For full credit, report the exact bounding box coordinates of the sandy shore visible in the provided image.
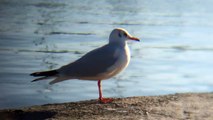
[0,93,212,120]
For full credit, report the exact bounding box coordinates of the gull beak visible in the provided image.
[128,36,140,42]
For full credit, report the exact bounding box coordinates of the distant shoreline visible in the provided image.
[0,92,212,120]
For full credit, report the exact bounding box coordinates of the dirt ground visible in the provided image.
[0,93,213,120]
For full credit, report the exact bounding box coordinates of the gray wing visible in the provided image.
[58,44,119,77]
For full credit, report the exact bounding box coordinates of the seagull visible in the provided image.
[30,28,140,103]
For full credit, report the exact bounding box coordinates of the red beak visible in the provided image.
[128,36,140,41]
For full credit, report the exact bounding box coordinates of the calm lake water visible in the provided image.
[0,0,213,109]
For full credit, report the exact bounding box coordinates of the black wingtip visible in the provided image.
[31,80,36,82]
[30,70,58,77]
[30,72,40,77]
[30,73,35,76]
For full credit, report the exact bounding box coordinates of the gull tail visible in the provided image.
[30,70,58,82]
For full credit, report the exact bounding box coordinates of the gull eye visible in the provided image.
[124,32,127,37]
[118,32,122,38]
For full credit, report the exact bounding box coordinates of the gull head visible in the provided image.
[109,28,140,44]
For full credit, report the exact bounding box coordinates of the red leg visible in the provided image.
[97,80,113,103]
[98,80,103,100]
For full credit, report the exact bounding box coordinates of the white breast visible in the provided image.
[99,44,131,80]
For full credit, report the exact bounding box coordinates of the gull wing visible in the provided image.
[59,44,119,78]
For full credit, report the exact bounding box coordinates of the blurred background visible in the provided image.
[0,0,213,109]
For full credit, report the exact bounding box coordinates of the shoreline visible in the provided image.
[0,92,212,120]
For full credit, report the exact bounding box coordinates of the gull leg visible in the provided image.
[98,80,103,100]
[98,80,113,103]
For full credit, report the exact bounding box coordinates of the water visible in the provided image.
[0,0,213,109]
